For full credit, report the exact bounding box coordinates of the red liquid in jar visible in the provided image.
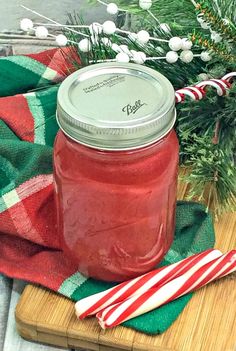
[54,129,179,282]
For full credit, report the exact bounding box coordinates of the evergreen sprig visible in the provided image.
[89,0,196,26]
[195,0,236,41]
[177,85,236,216]
[190,31,235,63]
[180,134,236,217]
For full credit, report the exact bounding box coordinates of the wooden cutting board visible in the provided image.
[15,179,236,351]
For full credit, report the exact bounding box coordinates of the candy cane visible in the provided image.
[97,250,236,329]
[222,72,236,82]
[75,249,222,319]
[175,91,185,103]
[175,86,205,102]
[196,79,230,96]
[175,71,236,103]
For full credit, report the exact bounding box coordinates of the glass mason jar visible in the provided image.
[54,63,179,282]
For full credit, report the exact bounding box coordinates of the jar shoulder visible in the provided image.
[54,130,178,160]
[53,130,179,184]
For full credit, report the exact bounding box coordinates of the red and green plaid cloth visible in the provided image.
[0,49,215,334]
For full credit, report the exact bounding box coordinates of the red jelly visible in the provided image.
[54,63,179,282]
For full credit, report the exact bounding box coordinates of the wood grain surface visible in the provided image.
[15,177,236,351]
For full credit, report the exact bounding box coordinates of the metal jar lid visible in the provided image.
[57,62,176,150]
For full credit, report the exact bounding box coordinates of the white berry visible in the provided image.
[107,3,119,15]
[200,21,210,29]
[78,38,91,52]
[180,50,194,63]
[35,26,48,39]
[102,20,116,35]
[200,51,212,62]
[211,32,222,43]
[159,23,171,34]
[116,52,130,63]
[214,34,222,43]
[166,51,178,63]
[132,51,146,64]
[197,14,204,24]
[197,73,209,81]
[137,30,150,44]
[130,50,137,55]
[168,37,182,51]
[139,0,152,10]
[20,18,33,31]
[222,18,230,25]
[181,38,193,50]
[56,34,68,46]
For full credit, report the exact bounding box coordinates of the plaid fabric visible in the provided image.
[0,48,78,291]
[0,49,215,334]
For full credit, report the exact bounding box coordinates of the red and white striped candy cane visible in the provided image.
[97,250,236,329]
[222,72,236,82]
[175,71,236,103]
[196,78,231,96]
[75,249,222,319]
[175,86,205,103]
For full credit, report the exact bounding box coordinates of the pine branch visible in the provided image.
[89,0,196,26]
[190,31,235,64]
[180,134,236,217]
[177,86,236,155]
[195,0,236,41]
